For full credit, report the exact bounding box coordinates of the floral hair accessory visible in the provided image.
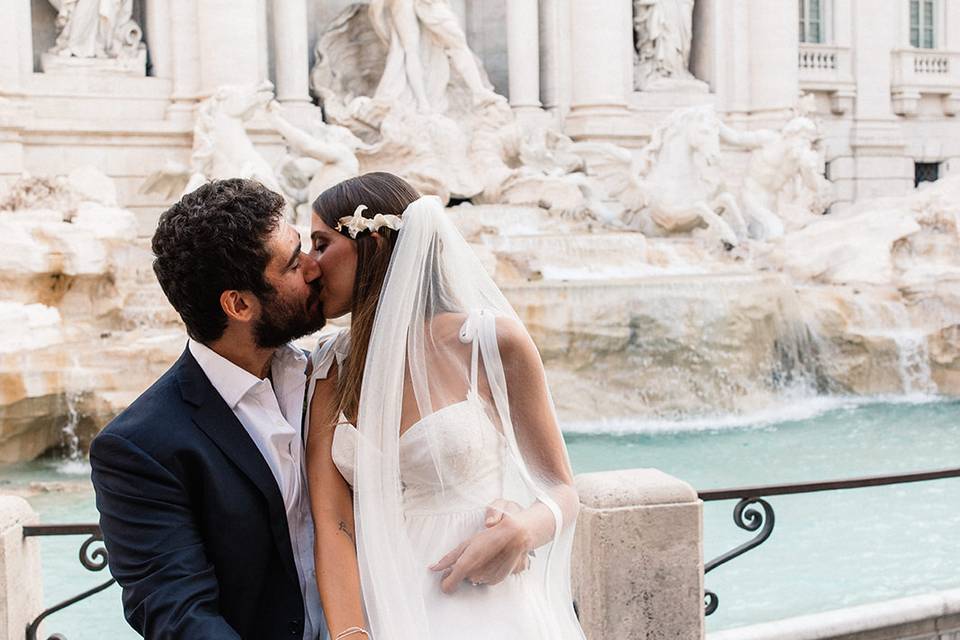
[336,205,403,239]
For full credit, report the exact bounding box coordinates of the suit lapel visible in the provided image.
[176,348,299,584]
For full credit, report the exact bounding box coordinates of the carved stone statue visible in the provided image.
[44,0,146,74]
[141,83,283,206]
[576,105,748,249]
[267,100,364,222]
[719,116,831,239]
[573,106,831,246]
[633,0,696,90]
[368,0,501,112]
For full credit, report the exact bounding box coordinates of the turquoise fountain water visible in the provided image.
[3,395,957,637]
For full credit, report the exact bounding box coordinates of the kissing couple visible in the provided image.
[90,173,587,639]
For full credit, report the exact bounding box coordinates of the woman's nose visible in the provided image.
[301,252,321,283]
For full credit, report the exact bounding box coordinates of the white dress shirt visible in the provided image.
[189,339,323,640]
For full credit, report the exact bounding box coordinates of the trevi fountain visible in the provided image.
[0,0,958,639]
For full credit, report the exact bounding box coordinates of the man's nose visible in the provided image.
[301,252,321,284]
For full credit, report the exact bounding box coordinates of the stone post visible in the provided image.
[271,0,312,111]
[0,496,42,640]
[506,0,542,112]
[572,469,703,640]
[564,0,634,142]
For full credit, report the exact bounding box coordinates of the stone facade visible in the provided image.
[4,1,960,232]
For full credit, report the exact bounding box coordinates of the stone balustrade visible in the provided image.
[890,48,960,116]
[798,43,856,115]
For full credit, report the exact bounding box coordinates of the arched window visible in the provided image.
[910,0,936,48]
[799,0,824,44]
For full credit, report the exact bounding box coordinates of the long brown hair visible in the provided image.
[312,172,420,420]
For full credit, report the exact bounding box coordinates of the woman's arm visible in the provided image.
[306,366,367,637]
[497,316,579,540]
[431,317,579,593]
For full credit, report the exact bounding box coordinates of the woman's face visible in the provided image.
[309,217,358,319]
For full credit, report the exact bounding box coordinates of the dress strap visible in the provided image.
[470,331,480,396]
[458,309,484,398]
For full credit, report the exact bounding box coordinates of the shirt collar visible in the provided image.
[188,339,306,409]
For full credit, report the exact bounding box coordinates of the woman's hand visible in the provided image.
[429,499,533,594]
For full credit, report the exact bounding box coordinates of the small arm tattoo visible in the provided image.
[338,520,354,543]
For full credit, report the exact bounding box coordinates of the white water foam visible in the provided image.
[562,393,944,435]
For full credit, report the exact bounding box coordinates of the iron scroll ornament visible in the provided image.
[702,497,776,616]
[22,524,116,640]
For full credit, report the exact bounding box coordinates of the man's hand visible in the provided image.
[429,499,533,594]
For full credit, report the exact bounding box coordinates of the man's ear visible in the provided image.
[220,290,257,322]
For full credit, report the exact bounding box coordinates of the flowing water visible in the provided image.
[2,395,957,637]
[567,394,960,631]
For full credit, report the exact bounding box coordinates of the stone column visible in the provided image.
[0,0,31,97]
[196,0,267,93]
[539,0,570,115]
[0,0,30,180]
[572,468,703,640]
[271,0,312,109]
[0,496,42,640]
[145,0,174,80]
[506,0,542,112]
[564,0,634,142]
[167,0,201,122]
[746,0,799,123]
[847,0,910,200]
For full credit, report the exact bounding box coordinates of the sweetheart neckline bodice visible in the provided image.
[334,397,477,445]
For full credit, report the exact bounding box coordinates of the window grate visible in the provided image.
[915,162,940,186]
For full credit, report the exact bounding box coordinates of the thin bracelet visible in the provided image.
[335,627,369,639]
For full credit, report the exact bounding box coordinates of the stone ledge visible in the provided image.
[707,588,960,640]
[576,468,699,509]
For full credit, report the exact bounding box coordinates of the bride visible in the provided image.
[305,172,585,640]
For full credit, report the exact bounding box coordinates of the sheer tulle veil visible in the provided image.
[353,195,584,639]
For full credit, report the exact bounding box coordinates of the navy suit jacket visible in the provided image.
[90,347,321,639]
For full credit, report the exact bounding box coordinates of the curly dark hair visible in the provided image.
[152,179,286,343]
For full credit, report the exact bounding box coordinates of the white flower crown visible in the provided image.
[336,205,403,239]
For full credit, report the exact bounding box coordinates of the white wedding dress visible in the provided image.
[313,327,558,639]
[309,196,584,640]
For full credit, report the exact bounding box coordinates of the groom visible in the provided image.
[90,179,327,639]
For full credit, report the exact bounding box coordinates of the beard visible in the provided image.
[253,284,326,349]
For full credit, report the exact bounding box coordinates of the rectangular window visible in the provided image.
[799,0,824,44]
[910,0,936,48]
[914,162,940,187]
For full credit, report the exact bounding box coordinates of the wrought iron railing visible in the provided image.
[21,467,960,630]
[22,524,115,640]
[699,466,960,616]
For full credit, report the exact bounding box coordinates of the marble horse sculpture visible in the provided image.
[577,105,748,249]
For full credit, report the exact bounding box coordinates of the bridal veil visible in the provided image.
[353,195,584,639]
